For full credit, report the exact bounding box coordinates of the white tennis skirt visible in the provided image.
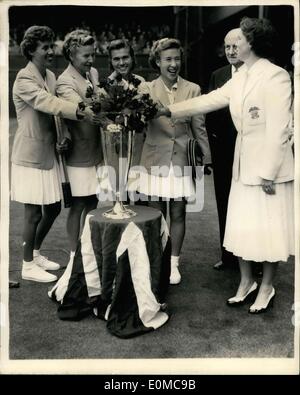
[96,164,195,200]
[11,161,62,205]
[223,178,294,262]
[66,165,99,197]
[130,164,195,199]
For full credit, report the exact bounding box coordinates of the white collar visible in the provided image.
[161,76,180,93]
[231,64,244,75]
[231,65,238,75]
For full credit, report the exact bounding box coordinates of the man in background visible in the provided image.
[205,29,243,271]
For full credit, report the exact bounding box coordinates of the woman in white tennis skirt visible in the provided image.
[164,18,294,313]
[56,30,104,262]
[137,38,211,285]
[11,26,96,283]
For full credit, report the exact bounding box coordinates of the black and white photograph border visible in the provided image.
[0,0,299,375]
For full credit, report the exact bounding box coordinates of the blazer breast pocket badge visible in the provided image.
[248,106,261,119]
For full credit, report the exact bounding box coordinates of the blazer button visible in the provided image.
[174,151,177,155]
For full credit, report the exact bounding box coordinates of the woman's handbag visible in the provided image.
[187,138,204,180]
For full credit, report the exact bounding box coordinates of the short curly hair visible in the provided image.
[108,39,136,71]
[240,17,276,58]
[149,38,184,71]
[62,29,95,61]
[20,26,55,60]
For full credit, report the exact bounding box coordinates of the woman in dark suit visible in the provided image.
[137,38,211,285]
[165,18,294,312]
[11,26,96,283]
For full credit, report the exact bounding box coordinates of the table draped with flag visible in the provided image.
[49,205,171,338]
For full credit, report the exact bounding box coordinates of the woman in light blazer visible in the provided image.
[107,39,145,168]
[107,38,145,84]
[56,30,104,262]
[164,18,294,313]
[137,38,211,285]
[11,26,96,283]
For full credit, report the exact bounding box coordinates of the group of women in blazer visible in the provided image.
[11,26,101,284]
[11,17,294,315]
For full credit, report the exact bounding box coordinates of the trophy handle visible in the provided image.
[100,126,108,167]
[124,129,134,188]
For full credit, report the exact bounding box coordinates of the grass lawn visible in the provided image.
[5,117,296,370]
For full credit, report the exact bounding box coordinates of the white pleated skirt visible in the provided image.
[129,164,195,199]
[96,164,195,200]
[66,165,99,197]
[11,161,62,205]
[223,178,294,262]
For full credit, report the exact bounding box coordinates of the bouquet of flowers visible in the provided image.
[86,73,158,133]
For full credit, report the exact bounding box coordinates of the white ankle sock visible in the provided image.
[33,249,40,257]
[171,256,180,266]
[23,259,34,267]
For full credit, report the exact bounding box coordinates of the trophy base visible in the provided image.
[103,201,137,220]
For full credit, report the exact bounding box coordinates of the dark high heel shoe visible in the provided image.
[226,282,258,307]
[248,288,275,314]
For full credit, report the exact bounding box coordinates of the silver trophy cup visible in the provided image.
[100,120,137,219]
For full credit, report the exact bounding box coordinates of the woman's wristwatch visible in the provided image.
[76,101,86,120]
